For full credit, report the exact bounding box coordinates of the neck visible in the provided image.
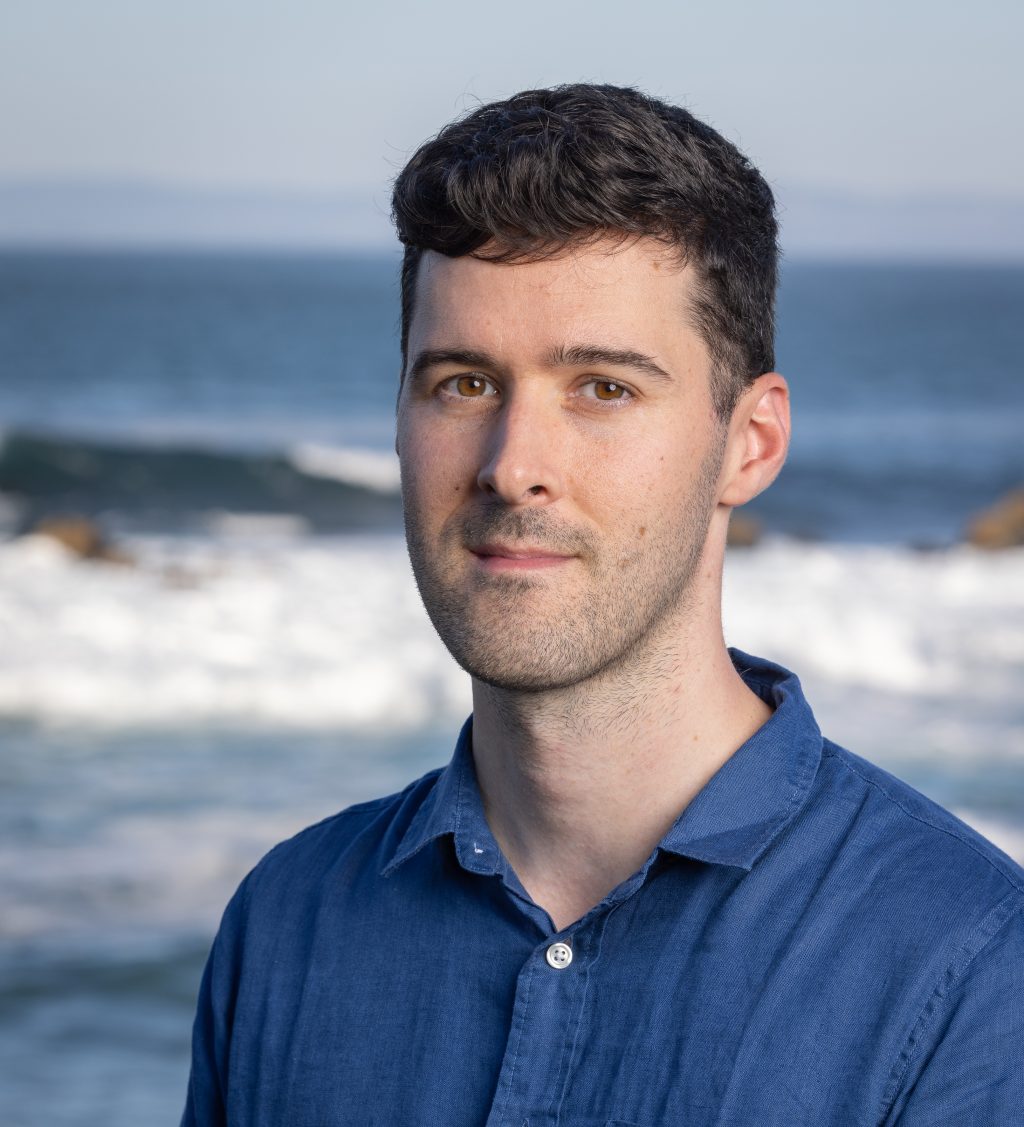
[470,570,771,931]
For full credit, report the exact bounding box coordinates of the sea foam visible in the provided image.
[2,531,1021,951]
[288,442,401,493]
[2,532,1021,753]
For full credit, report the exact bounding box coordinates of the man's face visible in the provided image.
[396,237,728,693]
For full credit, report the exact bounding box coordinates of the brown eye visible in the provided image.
[593,381,626,400]
[455,375,489,397]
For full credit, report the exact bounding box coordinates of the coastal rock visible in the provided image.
[29,516,134,565]
[965,488,1024,549]
[727,514,762,549]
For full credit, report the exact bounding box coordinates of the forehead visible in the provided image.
[408,238,705,364]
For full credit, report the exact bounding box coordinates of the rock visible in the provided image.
[965,488,1024,549]
[727,513,761,548]
[30,515,134,565]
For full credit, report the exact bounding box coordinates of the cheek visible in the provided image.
[398,416,480,507]
[587,443,698,537]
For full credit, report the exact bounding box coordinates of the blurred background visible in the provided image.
[1,2,1022,1123]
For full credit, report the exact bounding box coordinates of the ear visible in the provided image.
[718,373,790,507]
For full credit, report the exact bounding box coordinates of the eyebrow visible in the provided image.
[548,344,674,382]
[405,343,674,385]
[406,349,496,385]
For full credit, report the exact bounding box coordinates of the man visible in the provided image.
[183,85,1024,1125]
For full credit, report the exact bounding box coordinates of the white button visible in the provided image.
[545,941,573,970]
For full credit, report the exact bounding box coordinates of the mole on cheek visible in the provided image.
[638,526,646,538]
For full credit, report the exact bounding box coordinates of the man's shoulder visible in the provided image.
[238,765,445,906]
[816,737,1024,904]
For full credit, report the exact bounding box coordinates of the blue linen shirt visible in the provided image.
[182,651,1024,1126]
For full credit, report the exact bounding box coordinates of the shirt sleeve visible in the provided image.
[885,899,1024,1126]
[180,876,251,1127]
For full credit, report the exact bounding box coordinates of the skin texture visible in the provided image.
[396,237,790,928]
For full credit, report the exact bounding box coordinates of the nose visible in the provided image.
[476,396,566,506]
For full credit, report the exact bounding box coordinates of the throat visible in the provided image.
[469,651,773,931]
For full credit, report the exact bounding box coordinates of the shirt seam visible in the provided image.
[820,744,1024,893]
[878,893,1024,1120]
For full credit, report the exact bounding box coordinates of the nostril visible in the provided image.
[527,485,543,496]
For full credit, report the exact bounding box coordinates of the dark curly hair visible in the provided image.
[392,83,779,418]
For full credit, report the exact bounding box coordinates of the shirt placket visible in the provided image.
[484,922,597,1127]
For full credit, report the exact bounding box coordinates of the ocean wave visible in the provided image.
[3,425,1020,546]
[288,442,400,492]
[0,532,1021,753]
[723,540,1024,701]
[0,532,1021,956]
[0,428,402,533]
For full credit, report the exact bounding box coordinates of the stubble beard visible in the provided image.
[403,435,726,695]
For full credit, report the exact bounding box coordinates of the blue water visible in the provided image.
[0,252,402,447]
[1,252,1022,1127]
[2,253,1022,544]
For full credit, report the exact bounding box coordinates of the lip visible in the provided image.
[469,542,576,573]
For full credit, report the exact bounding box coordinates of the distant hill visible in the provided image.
[0,180,394,250]
[777,186,1024,262]
[1,178,1022,261]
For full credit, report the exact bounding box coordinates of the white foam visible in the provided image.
[724,540,1024,700]
[2,532,1020,952]
[0,534,1021,754]
[288,442,400,493]
[202,511,311,538]
[0,530,468,729]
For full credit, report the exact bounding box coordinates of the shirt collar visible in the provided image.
[382,716,505,878]
[383,649,823,878]
[657,649,823,870]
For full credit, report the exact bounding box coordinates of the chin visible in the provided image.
[460,659,582,695]
[440,617,633,695]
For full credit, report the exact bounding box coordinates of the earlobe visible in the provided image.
[718,374,790,508]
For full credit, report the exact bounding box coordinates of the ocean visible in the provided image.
[1,252,1022,1126]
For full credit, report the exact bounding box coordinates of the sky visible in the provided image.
[2,0,1022,252]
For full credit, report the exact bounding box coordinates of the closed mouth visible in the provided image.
[468,542,577,571]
